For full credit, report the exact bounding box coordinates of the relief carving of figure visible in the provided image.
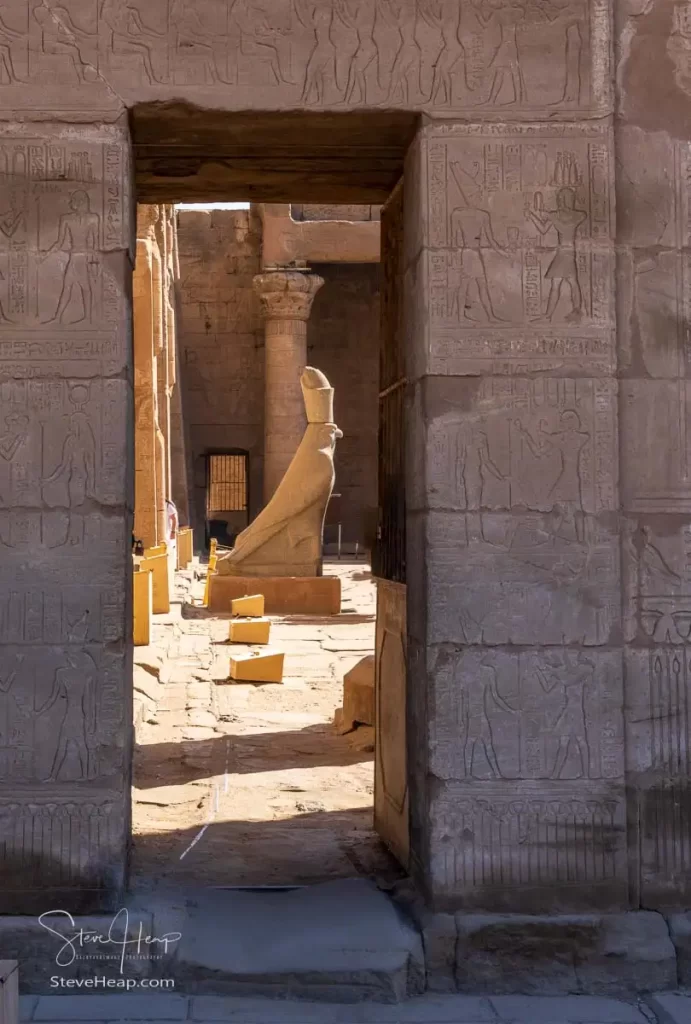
[232,0,291,85]
[35,651,97,782]
[99,0,166,85]
[0,4,25,83]
[216,367,342,578]
[418,0,464,105]
[40,189,99,324]
[43,387,96,508]
[0,653,24,747]
[513,410,589,535]
[293,0,336,104]
[526,186,587,323]
[334,0,377,104]
[170,0,232,84]
[668,2,691,98]
[462,656,515,779]
[449,160,507,323]
[379,0,423,105]
[453,425,505,510]
[536,652,594,779]
[33,0,98,83]
[474,0,527,106]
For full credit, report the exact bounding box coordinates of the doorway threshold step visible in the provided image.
[168,879,424,1002]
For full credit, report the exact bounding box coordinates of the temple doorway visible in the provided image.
[128,108,411,892]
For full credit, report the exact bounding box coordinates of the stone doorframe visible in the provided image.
[0,0,689,916]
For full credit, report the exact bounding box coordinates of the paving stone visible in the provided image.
[32,994,188,1020]
[645,993,691,1024]
[489,996,649,1022]
[191,992,498,1021]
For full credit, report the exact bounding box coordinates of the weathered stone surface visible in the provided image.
[0,1,611,120]
[666,913,691,988]
[334,654,374,732]
[0,122,133,914]
[454,912,676,996]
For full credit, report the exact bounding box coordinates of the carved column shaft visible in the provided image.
[253,270,324,503]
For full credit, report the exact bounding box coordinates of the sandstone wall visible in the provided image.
[177,213,380,545]
[307,263,380,547]
[176,209,264,540]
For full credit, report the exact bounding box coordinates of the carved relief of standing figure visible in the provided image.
[379,0,423,105]
[449,161,506,323]
[476,0,527,106]
[537,652,594,779]
[462,656,515,778]
[43,387,96,508]
[0,4,25,83]
[334,0,378,104]
[40,189,99,324]
[36,651,97,782]
[418,0,464,105]
[513,410,589,540]
[293,0,336,105]
[526,186,587,323]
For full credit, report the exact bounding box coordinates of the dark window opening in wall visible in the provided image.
[205,450,249,548]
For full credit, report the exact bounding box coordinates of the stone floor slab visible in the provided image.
[31,993,188,1020]
[488,995,649,1022]
[645,992,691,1024]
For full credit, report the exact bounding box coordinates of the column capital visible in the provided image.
[253,269,324,321]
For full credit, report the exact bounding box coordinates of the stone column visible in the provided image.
[133,236,158,548]
[0,123,133,912]
[253,269,324,503]
[404,113,621,912]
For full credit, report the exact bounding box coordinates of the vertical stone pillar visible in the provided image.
[0,123,133,912]
[404,111,622,911]
[253,269,324,503]
[616,0,691,909]
[133,236,158,548]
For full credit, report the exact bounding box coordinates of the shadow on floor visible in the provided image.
[134,723,374,788]
[131,805,406,890]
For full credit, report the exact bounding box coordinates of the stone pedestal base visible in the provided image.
[414,908,677,997]
[208,575,341,615]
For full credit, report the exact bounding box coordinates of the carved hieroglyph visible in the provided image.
[217,366,341,577]
[0,0,610,117]
[0,123,131,912]
[421,121,614,377]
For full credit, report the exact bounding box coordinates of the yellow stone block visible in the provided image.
[133,568,152,646]
[229,617,271,645]
[178,528,193,567]
[231,594,265,617]
[140,549,169,614]
[203,565,217,608]
[144,543,166,558]
[209,538,218,556]
[229,649,284,683]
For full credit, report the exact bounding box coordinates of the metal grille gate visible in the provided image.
[206,452,248,518]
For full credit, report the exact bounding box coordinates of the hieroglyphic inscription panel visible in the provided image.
[430,648,624,783]
[429,781,628,912]
[420,377,619,646]
[423,121,614,376]
[0,123,131,912]
[0,0,610,117]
